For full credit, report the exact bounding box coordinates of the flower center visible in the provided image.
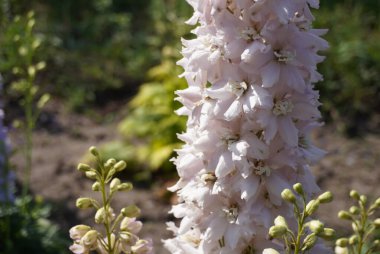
[254,161,271,176]
[201,172,217,184]
[240,27,259,42]
[223,205,239,223]
[274,49,296,63]
[272,99,294,116]
[227,81,248,98]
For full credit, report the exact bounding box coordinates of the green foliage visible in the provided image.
[101,48,187,181]
[0,196,69,254]
[316,3,380,135]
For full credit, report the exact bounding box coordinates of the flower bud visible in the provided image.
[360,195,367,205]
[104,158,116,169]
[338,211,352,220]
[269,225,287,239]
[76,198,95,209]
[319,228,336,240]
[89,146,99,157]
[120,217,143,234]
[374,218,380,228]
[308,220,324,234]
[117,182,133,192]
[110,178,121,193]
[131,239,153,254]
[350,190,360,200]
[92,182,101,191]
[317,191,333,203]
[281,189,296,203]
[85,171,97,180]
[374,198,380,208]
[121,205,141,218]
[81,230,98,247]
[77,163,91,172]
[293,183,304,195]
[349,235,358,245]
[336,238,348,247]
[36,61,46,70]
[274,216,288,228]
[335,246,349,254]
[114,161,127,172]
[69,225,91,240]
[374,239,380,246]
[18,47,27,56]
[349,206,359,215]
[95,207,106,224]
[305,199,320,216]
[263,249,280,254]
[302,233,317,251]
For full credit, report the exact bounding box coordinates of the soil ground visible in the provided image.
[10,100,380,254]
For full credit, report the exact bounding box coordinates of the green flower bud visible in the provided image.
[104,158,116,169]
[281,189,296,203]
[95,207,106,224]
[302,233,317,251]
[18,47,27,56]
[374,239,380,246]
[350,190,360,200]
[305,199,320,216]
[349,235,358,245]
[360,195,367,205]
[117,182,133,192]
[85,171,97,180]
[308,220,324,234]
[76,198,95,209]
[36,61,46,70]
[114,161,127,172]
[374,198,380,207]
[317,191,333,203]
[274,216,288,228]
[349,206,360,215]
[89,146,99,157]
[268,225,287,239]
[77,163,91,172]
[263,248,280,254]
[110,178,121,193]
[319,228,336,240]
[338,211,352,220]
[121,205,141,218]
[373,218,380,228]
[92,182,101,191]
[336,238,349,247]
[81,230,98,247]
[293,183,304,195]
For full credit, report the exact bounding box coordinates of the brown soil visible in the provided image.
[10,101,380,254]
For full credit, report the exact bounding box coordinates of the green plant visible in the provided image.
[335,191,380,254]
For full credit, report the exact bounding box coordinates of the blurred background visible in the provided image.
[0,0,379,253]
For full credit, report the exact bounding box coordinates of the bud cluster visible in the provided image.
[164,0,328,253]
[69,146,153,254]
[335,190,380,254]
[265,183,334,254]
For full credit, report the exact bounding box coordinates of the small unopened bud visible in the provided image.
[349,206,360,215]
[317,191,333,203]
[302,233,317,251]
[319,228,336,240]
[263,249,280,254]
[110,178,121,192]
[121,205,141,218]
[374,218,380,228]
[27,11,35,18]
[77,163,91,172]
[27,19,36,29]
[120,217,143,234]
[293,183,304,195]
[360,195,367,205]
[336,238,349,247]
[85,171,97,180]
[274,216,288,228]
[92,182,101,191]
[281,189,296,203]
[95,207,106,224]
[117,183,133,192]
[76,198,95,209]
[81,230,98,247]
[269,225,287,239]
[32,38,41,49]
[338,211,352,220]
[374,239,380,246]
[18,47,27,56]
[104,158,116,168]
[335,246,349,254]
[349,235,358,245]
[114,161,127,172]
[308,220,324,234]
[36,61,46,70]
[89,146,99,157]
[349,190,359,200]
[374,198,380,207]
[69,225,91,240]
[305,199,320,216]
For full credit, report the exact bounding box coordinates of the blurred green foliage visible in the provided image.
[101,48,186,181]
[316,1,380,135]
[0,196,69,254]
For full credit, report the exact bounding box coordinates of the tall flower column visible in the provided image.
[165,0,329,253]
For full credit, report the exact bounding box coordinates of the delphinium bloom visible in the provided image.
[0,75,14,203]
[165,0,329,253]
